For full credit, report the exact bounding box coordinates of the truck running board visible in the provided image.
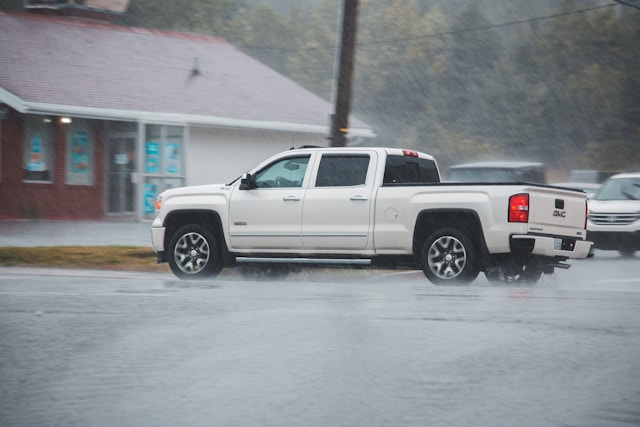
[236,257,372,266]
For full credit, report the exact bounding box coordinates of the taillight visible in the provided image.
[585,200,589,229]
[509,193,529,223]
[402,149,419,157]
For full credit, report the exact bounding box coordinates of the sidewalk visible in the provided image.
[0,220,151,247]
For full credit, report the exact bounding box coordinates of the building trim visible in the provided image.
[0,89,376,138]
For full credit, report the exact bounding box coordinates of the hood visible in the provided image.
[589,199,640,213]
[161,183,228,198]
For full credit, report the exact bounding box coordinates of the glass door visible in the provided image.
[107,136,136,214]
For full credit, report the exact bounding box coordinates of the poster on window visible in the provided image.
[145,141,160,173]
[165,142,181,174]
[144,182,158,213]
[27,133,47,172]
[66,130,93,185]
[70,131,90,173]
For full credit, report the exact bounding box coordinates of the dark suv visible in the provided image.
[446,161,546,184]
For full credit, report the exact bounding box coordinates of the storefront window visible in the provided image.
[23,116,54,182]
[165,126,183,175]
[66,119,94,185]
[143,125,185,219]
[143,177,183,215]
[145,140,161,173]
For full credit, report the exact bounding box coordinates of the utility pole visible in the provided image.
[329,0,359,147]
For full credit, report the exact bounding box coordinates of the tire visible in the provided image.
[485,264,543,284]
[421,228,479,285]
[238,263,290,280]
[167,224,222,279]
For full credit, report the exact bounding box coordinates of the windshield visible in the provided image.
[593,177,640,201]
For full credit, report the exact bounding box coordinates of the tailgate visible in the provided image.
[527,186,588,239]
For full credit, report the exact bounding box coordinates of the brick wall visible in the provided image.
[0,110,105,219]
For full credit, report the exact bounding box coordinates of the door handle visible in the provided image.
[350,195,369,201]
[283,195,301,201]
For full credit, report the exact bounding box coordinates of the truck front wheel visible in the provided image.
[167,224,222,279]
[421,228,479,285]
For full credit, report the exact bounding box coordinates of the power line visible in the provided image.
[240,2,618,53]
[613,0,640,10]
[362,3,617,46]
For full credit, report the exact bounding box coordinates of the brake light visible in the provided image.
[402,149,419,157]
[585,200,588,229]
[509,193,529,223]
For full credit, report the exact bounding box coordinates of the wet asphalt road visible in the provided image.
[1,252,639,427]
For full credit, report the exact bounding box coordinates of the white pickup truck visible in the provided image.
[151,147,593,284]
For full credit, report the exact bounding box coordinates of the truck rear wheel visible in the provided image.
[421,228,479,285]
[167,224,222,279]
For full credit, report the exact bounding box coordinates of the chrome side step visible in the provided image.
[236,257,372,266]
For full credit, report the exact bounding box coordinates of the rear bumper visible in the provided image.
[511,235,593,259]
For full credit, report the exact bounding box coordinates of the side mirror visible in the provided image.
[239,173,256,190]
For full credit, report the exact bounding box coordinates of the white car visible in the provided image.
[587,173,640,256]
[446,161,546,184]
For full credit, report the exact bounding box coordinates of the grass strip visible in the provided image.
[0,246,169,272]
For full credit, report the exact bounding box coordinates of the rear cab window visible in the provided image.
[383,154,440,185]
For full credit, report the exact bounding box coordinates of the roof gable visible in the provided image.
[0,11,373,136]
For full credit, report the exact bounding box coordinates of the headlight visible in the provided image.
[155,195,163,211]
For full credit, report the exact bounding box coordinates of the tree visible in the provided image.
[514,1,639,169]
[106,0,639,170]
[353,0,448,145]
[120,0,245,36]
[240,5,303,77]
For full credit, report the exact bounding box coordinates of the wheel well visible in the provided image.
[163,210,229,264]
[413,210,491,267]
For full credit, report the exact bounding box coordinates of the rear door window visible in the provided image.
[315,154,370,187]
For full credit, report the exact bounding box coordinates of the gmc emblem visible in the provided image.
[553,210,566,218]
